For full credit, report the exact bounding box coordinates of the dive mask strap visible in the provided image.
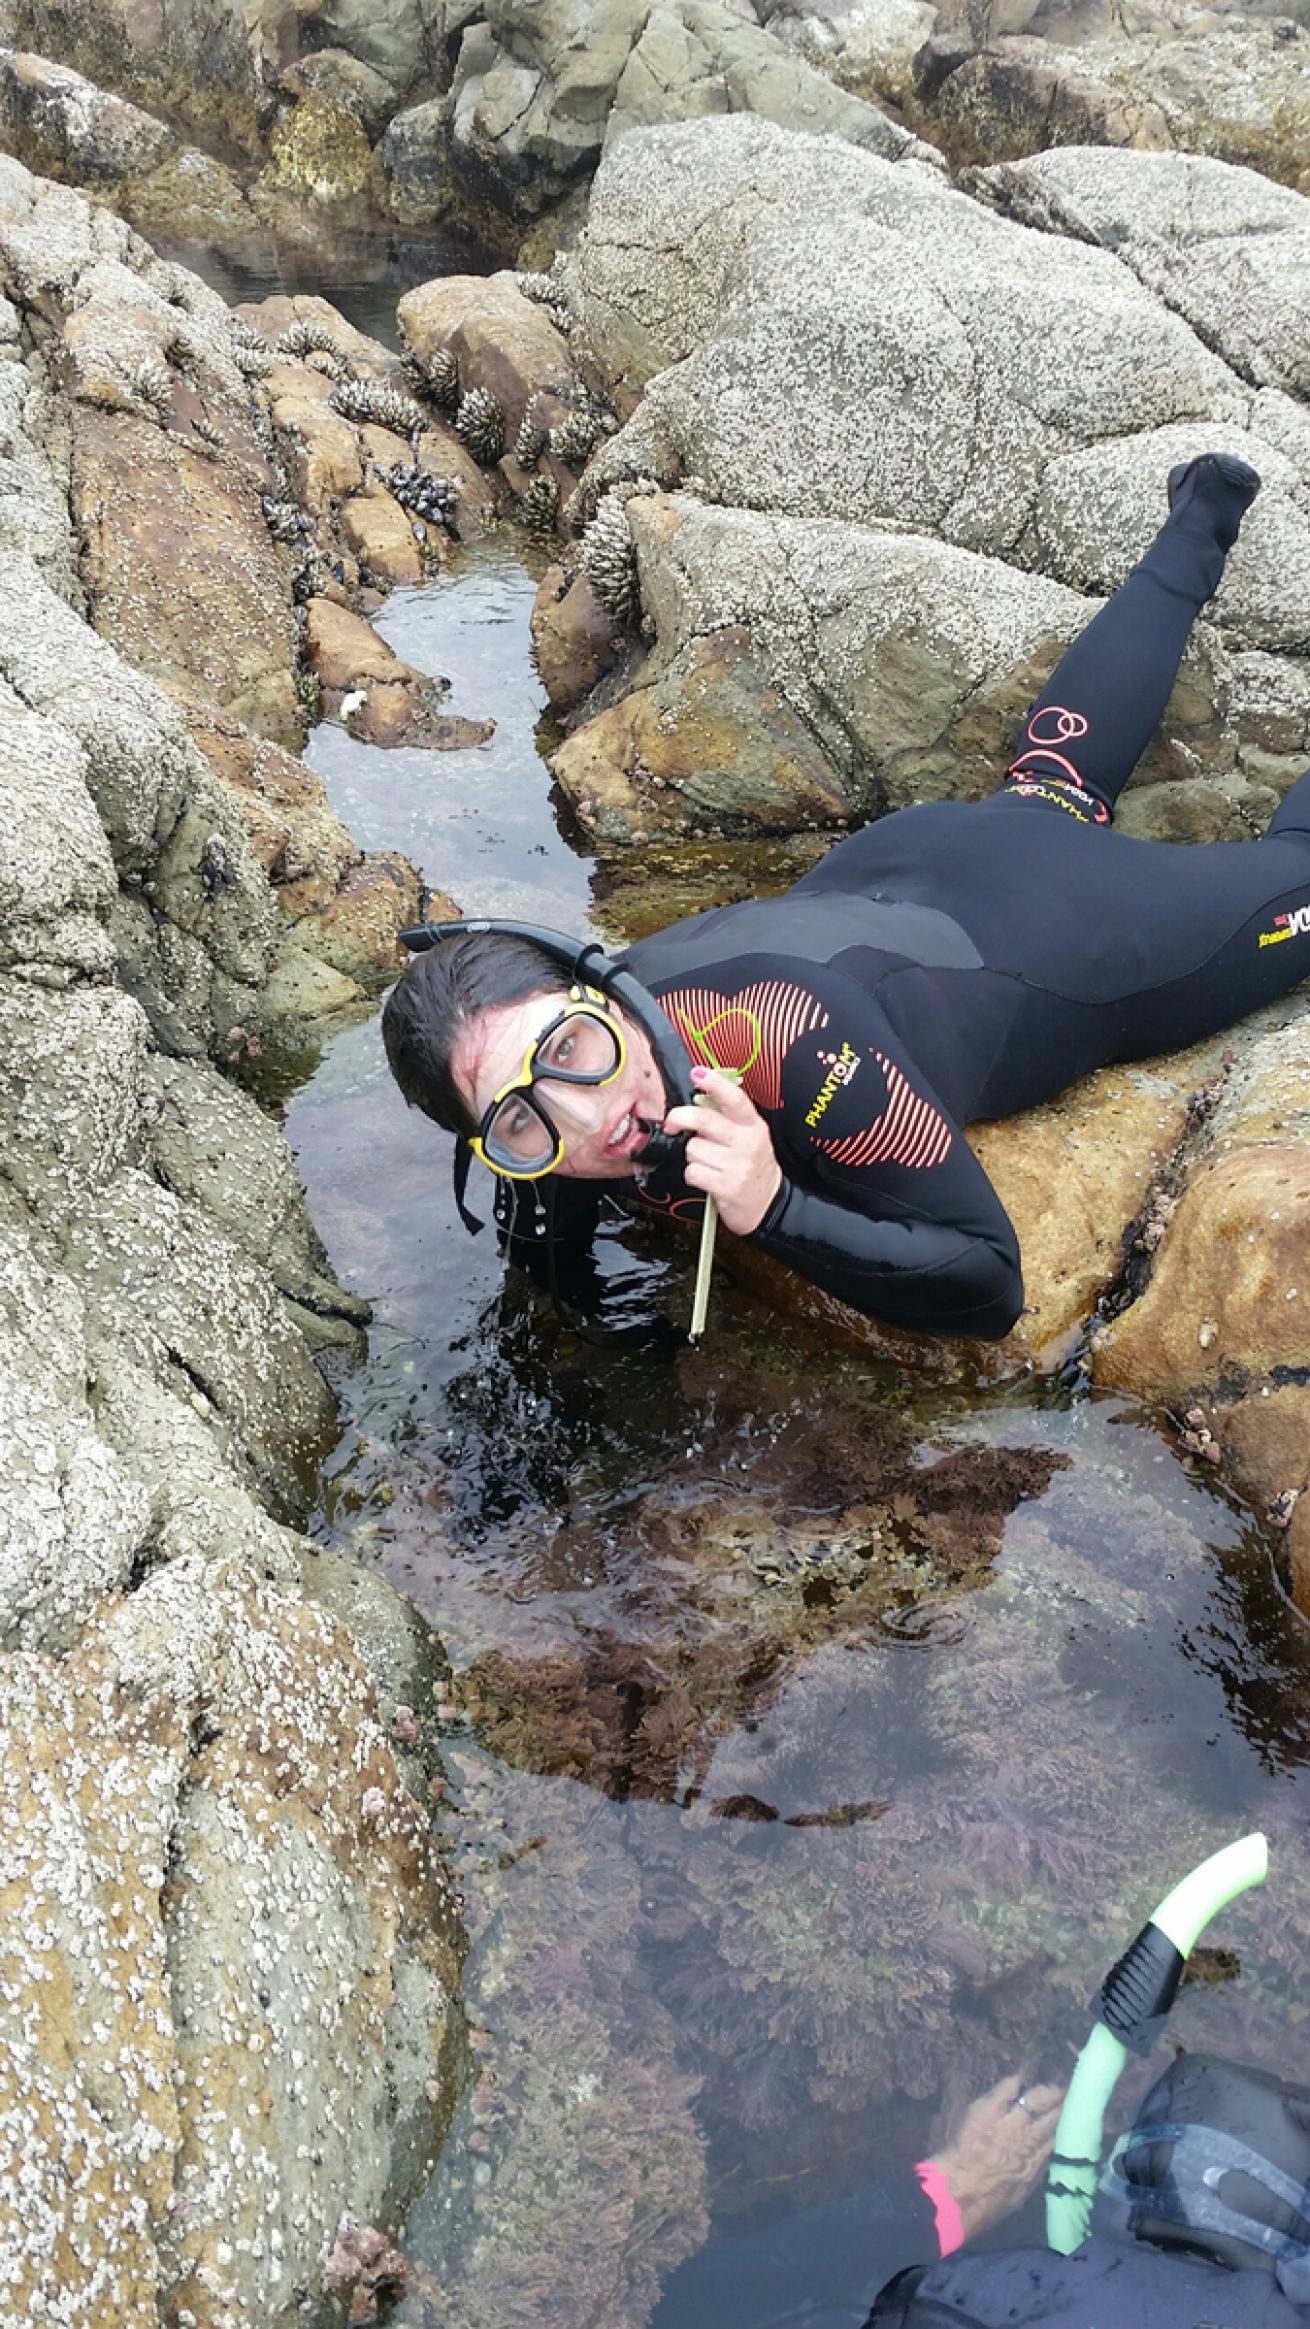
[452,1138,486,1234]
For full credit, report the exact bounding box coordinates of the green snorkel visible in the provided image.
[1046,1830,1269,2255]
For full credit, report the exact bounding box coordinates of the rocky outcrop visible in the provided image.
[916,18,1310,190]
[550,115,1310,844]
[0,44,259,240]
[0,175,456,1025]
[0,156,465,2321]
[1,0,286,156]
[977,146,1310,405]
[433,0,936,225]
[760,0,940,108]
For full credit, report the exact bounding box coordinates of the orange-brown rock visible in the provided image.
[1095,1014,1310,1403]
[303,596,496,752]
[173,695,427,983]
[340,477,427,587]
[397,271,575,451]
[712,1040,1224,1375]
[531,562,625,710]
[550,626,854,845]
[418,420,501,537]
[72,403,303,747]
[235,294,397,380]
[1095,1144,1310,1398]
[270,389,365,506]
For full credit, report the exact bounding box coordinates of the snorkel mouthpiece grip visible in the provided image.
[1095,1923,1184,2055]
[1046,1832,1269,2258]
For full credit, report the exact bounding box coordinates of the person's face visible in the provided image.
[454,990,669,1181]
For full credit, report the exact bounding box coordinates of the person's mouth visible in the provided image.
[605,1105,648,1157]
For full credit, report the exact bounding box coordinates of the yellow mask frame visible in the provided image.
[468,986,628,1179]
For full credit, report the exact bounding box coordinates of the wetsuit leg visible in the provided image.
[962,771,1310,1115]
[1004,479,1249,824]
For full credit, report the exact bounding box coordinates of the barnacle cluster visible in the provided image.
[274,319,352,379]
[579,490,639,623]
[228,315,272,378]
[406,343,460,414]
[520,474,559,534]
[330,377,426,439]
[515,393,548,471]
[454,385,505,465]
[131,350,173,425]
[260,494,305,547]
[546,410,600,470]
[515,266,574,338]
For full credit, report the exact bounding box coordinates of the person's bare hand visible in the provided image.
[663,1065,783,1236]
[927,2075,1064,2243]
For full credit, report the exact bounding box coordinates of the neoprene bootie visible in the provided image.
[1166,452,1261,552]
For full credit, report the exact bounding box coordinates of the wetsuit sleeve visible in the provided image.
[748,969,1023,1342]
[649,2172,937,2329]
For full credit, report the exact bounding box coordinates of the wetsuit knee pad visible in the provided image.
[1101,2051,1310,2298]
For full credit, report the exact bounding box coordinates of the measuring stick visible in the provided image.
[687,1072,740,1342]
[689,1194,719,1342]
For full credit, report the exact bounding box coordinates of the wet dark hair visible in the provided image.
[382,932,561,1137]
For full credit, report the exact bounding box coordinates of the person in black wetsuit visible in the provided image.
[384,455,1310,1340]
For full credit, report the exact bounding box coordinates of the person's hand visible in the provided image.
[663,1065,783,1236]
[927,2075,1064,2243]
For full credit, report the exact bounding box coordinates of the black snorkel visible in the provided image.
[397,916,698,1186]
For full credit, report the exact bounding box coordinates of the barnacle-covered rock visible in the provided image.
[520,474,560,534]
[516,393,548,470]
[455,384,506,465]
[330,378,426,439]
[580,491,639,624]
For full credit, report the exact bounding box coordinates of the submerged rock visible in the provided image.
[0,46,176,183]
[254,87,374,208]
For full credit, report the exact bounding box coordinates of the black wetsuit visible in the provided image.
[650,2170,937,2328]
[508,488,1310,1339]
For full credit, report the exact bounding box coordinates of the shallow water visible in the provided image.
[157,220,492,348]
[282,534,1310,2327]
